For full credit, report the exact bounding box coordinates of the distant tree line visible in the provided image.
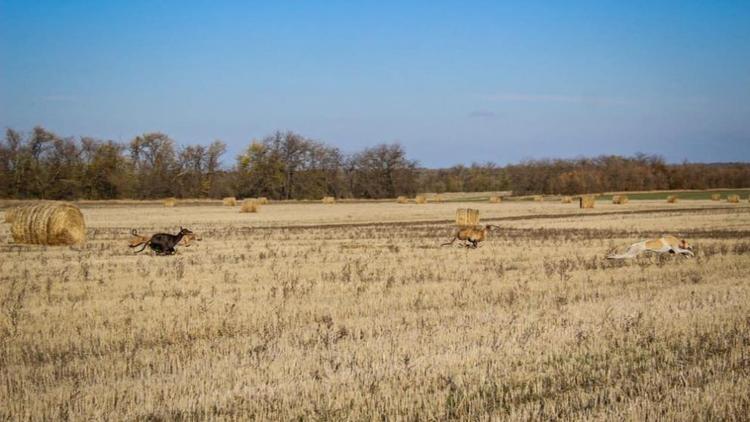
[0,126,748,200]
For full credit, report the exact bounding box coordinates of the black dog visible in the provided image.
[132,227,193,255]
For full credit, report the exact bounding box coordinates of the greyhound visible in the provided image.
[607,235,694,259]
[132,227,193,255]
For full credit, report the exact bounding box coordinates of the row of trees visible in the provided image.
[1,127,748,200]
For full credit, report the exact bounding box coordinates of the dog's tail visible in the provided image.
[441,236,458,247]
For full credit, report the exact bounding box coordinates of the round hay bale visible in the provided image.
[560,196,572,204]
[415,195,427,204]
[666,195,678,203]
[10,202,86,245]
[727,194,740,203]
[431,194,445,203]
[710,193,721,201]
[257,197,269,205]
[322,196,336,204]
[240,200,260,213]
[396,196,408,204]
[163,197,177,207]
[579,195,595,209]
[612,195,629,205]
[533,195,544,202]
[489,196,502,203]
[4,207,19,223]
[223,197,237,206]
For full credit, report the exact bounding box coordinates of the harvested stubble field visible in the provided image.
[1,201,749,420]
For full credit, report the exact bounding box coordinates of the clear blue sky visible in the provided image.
[1,1,749,167]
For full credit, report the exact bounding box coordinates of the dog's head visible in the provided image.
[180,227,194,235]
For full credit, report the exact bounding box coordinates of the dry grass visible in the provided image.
[6,201,86,245]
[612,194,629,204]
[727,194,740,203]
[1,201,749,420]
[163,198,177,207]
[239,200,260,213]
[415,195,427,204]
[667,195,679,203]
[222,197,237,206]
[579,195,596,208]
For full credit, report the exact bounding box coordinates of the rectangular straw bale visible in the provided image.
[727,194,740,203]
[579,195,595,209]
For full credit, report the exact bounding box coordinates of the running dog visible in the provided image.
[441,225,500,249]
[129,229,200,248]
[131,227,193,255]
[607,235,694,259]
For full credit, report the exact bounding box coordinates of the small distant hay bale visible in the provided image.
[711,193,721,201]
[612,195,629,205]
[397,196,408,204]
[727,194,740,203]
[223,197,237,206]
[163,197,177,207]
[415,195,427,204]
[489,196,502,203]
[10,202,86,245]
[666,195,678,203]
[579,195,595,209]
[533,195,544,202]
[560,196,572,204]
[4,207,19,223]
[456,208,480,227]
[322,196,336,204]
[431,194,445,203]
[257,197,269,205]
[240,200,260,213]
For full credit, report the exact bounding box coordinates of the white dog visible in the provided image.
[607,235,694,259]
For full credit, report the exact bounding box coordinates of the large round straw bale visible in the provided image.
[10,202,86,245]
[415,195,427,204]
[322,196,336,204]
[4,207,19,223]
[612,195,629,204]
[223,197,237,206]
[396,196,408,204]
[727,194,740,203]
[240,200,260,213]
[560,196,572,204]
[710,193,721,201]
[489,195,502,203]
[579,195,595,209]
[257,197,269,205]
[666,195,678,203]
[163,197,177,207]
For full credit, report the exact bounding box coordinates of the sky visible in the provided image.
[1,1,749,167]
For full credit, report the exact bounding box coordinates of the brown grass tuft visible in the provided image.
[489,195,502,203]
[240,200,260,213]
[456,208,480,226]
[711,193,721,201]
[612,195,629,205]
[579,195,595,209]
[9,201,86,245]
[222,197,237,206]
[560,196,573,204]
[666,195,678,203]
[415,195,427,204]
[163,197,177,207]
[727,194,740,203]
[322,196,336,204]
